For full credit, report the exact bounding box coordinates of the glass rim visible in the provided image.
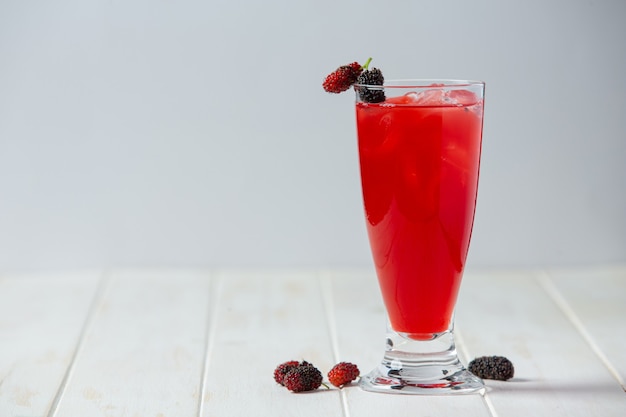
[353,79,485,89]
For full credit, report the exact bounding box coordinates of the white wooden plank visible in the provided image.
[456,270,626,417]
[4,266,622,417]
[0,271,101,417]
[326,269,492,417]
[200,270,341,417]
[543,265,626,389]
[52,269,212,417]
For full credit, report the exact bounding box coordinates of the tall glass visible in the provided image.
[355,80,485,394]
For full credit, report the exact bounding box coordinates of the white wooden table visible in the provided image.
[0,266,624,417]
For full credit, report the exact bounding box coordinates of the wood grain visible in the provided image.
[457,270,626,417]
[51,269,211,417]
[0,267,624,417]
[0,271,101,417]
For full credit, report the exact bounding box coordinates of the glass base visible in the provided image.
[359,327,485,395]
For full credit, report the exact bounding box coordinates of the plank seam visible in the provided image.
[45,270,112,417]
[196,271,223,417]
[537,271,625,391]
[319,270,350,417]
[456,328,499,417]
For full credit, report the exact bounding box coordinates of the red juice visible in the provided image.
[356,86,484,340]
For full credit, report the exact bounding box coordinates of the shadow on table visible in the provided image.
[485,378,625,395]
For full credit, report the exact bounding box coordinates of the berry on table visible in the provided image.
[328,361,360,388]
[283,362,324,392]
[468,356,515,381]
[273,360,300,386]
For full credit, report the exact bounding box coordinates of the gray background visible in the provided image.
[1,0,625,271]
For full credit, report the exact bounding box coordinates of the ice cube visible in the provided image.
[411,89,448,106]
[445,90,479,106]
[403,92,420,102]
[392,86,479,107]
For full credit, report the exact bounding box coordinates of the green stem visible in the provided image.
[362,57,372,70]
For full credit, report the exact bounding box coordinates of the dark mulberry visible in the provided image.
[356,67,385,103]
[283,362,324,392]
[468,356,515,381]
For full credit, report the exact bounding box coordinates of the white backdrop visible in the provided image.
[1,0,625,271]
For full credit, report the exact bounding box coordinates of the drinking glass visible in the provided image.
[354,80,485,394]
